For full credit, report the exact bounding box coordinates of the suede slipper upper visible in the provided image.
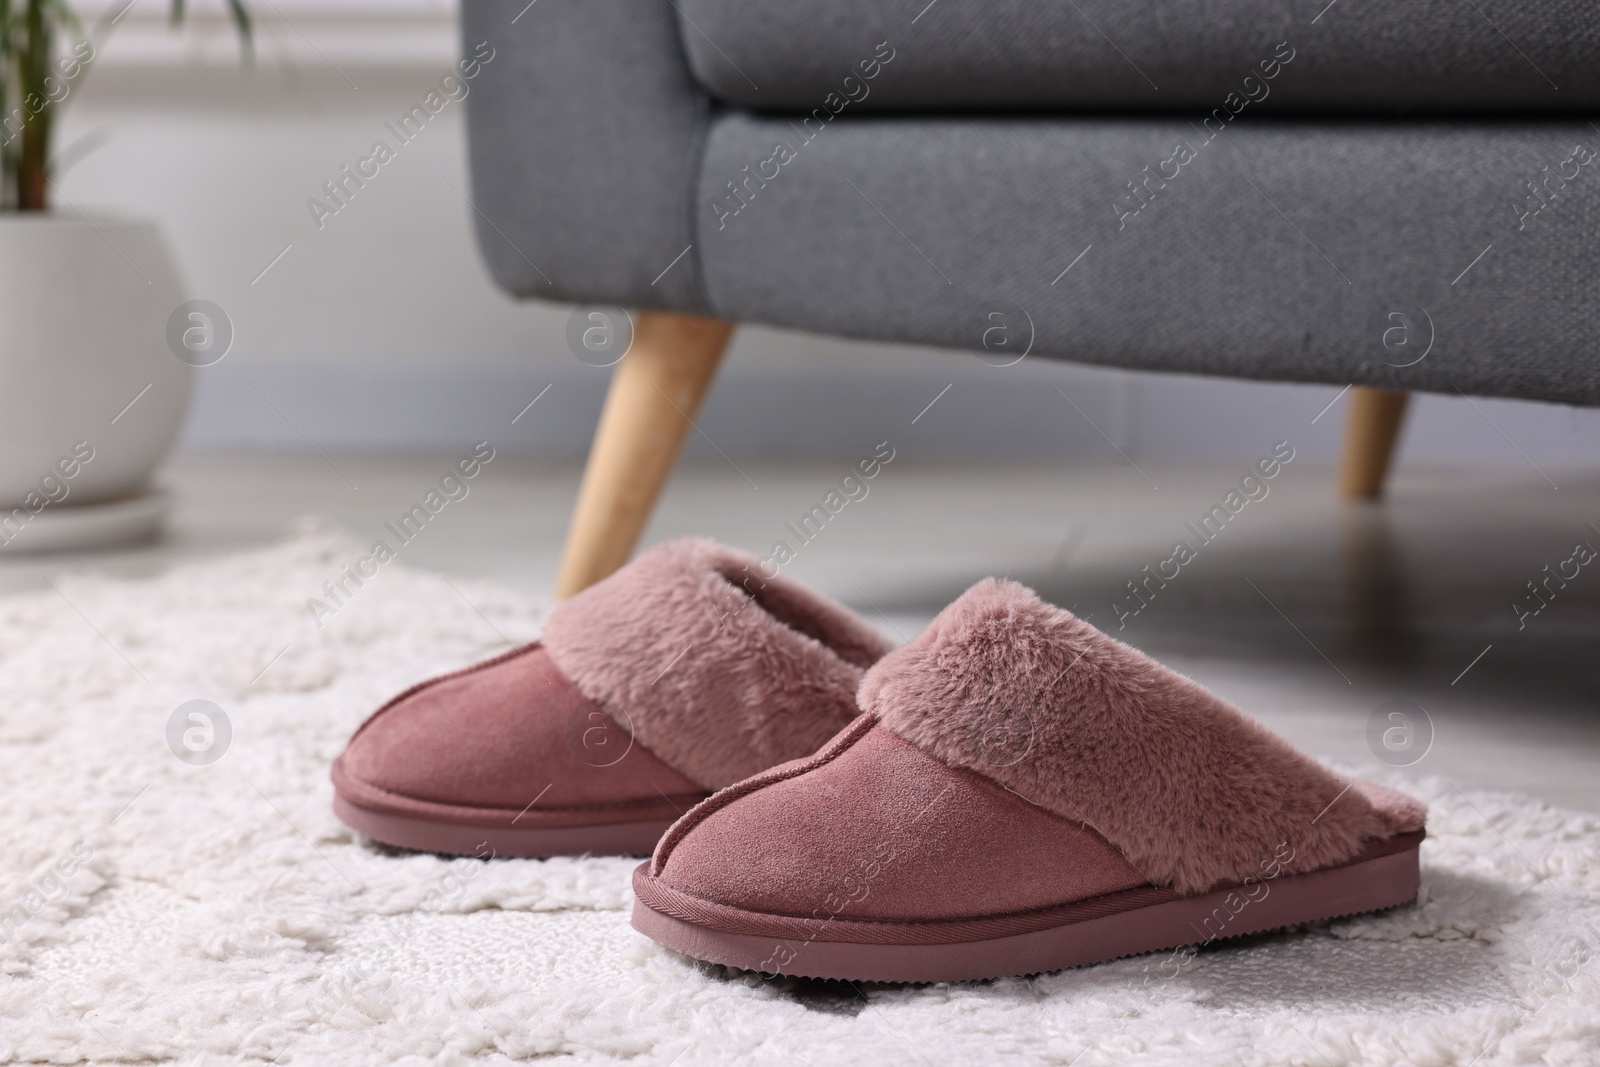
[332,539,894,857]
[632,578,1427,982]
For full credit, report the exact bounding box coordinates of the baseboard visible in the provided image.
[180,351,1600,464]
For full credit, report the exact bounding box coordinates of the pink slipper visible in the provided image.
[632,578,1427,982]
[332,539,893,858]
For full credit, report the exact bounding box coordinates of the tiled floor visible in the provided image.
[5,451,1598,811]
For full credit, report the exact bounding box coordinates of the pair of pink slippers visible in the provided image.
[333,539,1426,983]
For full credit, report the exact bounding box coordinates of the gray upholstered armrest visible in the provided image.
[461,0,710,312]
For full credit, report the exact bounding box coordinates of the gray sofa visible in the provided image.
[461,0,1600,595]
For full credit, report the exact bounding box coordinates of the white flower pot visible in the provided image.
[0,213,193,519]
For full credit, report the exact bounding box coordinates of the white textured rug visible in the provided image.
[2,523,1599,1066]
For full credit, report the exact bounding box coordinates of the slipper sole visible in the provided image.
[334,794,680,859]
[632,832,1422,982]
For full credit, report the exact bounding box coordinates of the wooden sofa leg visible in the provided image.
[553,311,735,599]
[1338,387,1411,500]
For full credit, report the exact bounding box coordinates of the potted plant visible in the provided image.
[0,0,248,552]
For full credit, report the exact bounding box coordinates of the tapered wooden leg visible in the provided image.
[554,311,735,599]
[1338,387,1411,500]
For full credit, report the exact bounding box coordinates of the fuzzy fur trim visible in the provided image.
[860,579,1427,894]
[543,539,894,790]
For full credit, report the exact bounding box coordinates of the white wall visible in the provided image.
[55,2,1600,465]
